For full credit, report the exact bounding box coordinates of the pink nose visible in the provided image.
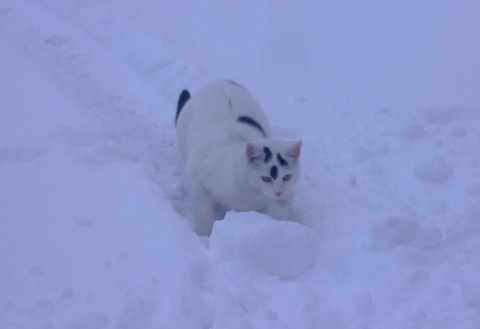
[275,191,283,197]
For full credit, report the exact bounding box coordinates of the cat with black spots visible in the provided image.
[176,80,302,236]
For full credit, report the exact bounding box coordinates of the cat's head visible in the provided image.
[245,140,302,199]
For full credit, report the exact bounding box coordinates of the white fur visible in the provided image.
[176,80,301,235]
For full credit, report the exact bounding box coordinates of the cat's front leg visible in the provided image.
[191,183,217,236]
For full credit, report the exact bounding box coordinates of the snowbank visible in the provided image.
[210,212,319,279]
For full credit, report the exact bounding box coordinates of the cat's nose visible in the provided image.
[275,191,283,197]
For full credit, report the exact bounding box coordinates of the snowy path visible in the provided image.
[0,1,208,328]
[1,1,480,328]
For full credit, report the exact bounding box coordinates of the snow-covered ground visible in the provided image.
[1,1,480,328]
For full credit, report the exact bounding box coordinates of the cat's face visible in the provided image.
[245,140,302,199]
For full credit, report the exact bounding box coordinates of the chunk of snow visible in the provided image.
[371,217,443,251]
[209,212,319,278]
[399,124,426,140]
[413,154,452,183]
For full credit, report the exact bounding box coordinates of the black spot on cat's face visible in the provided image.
[270,165,278,180]
[264,147,272,163]
[277,153,288,167]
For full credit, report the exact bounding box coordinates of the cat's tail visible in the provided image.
[175,89,191,125]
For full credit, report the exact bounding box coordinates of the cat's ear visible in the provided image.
[286,141,302,159]
[246,143,263,163]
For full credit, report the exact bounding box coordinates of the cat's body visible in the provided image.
[176,80,301,235]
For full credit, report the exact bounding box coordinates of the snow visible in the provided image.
[1,0,480,328]
[210,212,319,279]
[413,154,452,184]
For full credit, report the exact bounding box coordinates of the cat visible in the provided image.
[175,80,302,236]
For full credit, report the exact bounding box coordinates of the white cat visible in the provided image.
[175,80,302,236]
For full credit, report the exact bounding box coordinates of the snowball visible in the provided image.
[399,124,426,140]
[209,212,319,278]
[413,154,452,183]
[352,145,372,163]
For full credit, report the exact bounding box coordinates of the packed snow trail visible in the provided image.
[1,1,480,329]
[0,1,210,328]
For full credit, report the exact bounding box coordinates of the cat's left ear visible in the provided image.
[286,141,302,159]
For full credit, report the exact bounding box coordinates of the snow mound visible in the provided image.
[413,154,452,183]
[209,212,319,278]
[371,217,443,251]
[398,123,426,140]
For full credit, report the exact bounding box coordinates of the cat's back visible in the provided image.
[176,80,271,159]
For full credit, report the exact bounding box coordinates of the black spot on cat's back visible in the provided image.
[237,116,266,138]
[175,89,190,125]
[226,80,245,89]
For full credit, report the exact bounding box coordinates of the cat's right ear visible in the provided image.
[246,143,263,163]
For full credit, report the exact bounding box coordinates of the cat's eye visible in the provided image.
[262,176,272,183]
[283,174,292,182]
